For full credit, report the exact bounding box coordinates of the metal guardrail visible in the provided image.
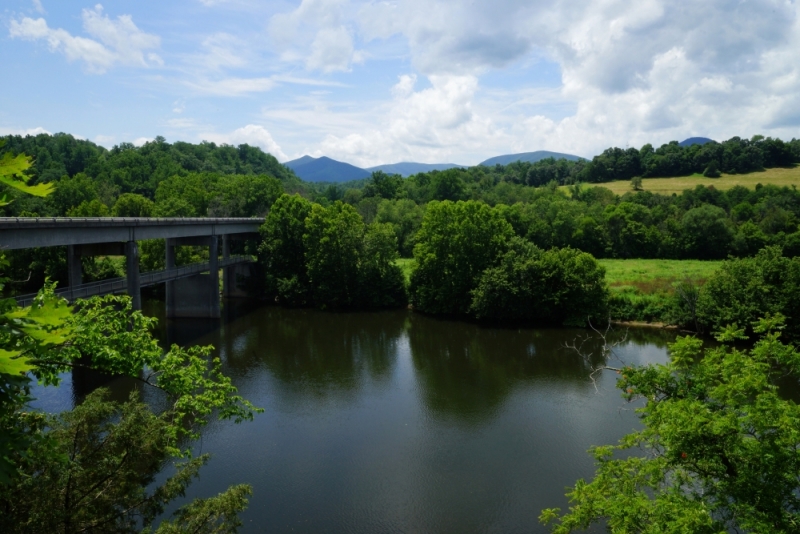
[14,255,253,307]
[0,217,262,228]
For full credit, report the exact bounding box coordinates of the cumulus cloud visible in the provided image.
[313,74,503,166]
[9,4,161,73]
[269,0,361,72]
[313,0,800,161]
[202,125,288,161]
[31,0,45,14]
[132,137,152,147]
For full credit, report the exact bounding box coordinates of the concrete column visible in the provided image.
[208,236,220,317]
[222,235,231,297]
[125,241,141,311]
[66,245,82,291]
[165,238,176,317]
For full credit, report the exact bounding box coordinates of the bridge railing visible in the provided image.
[14,255,253,307]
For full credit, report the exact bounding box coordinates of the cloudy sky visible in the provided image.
[2,0,799,166]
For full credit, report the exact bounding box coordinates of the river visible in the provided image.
[31,299,680,533]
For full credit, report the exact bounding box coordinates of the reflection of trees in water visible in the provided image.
[407,315,652,425]
[219,307,408,398]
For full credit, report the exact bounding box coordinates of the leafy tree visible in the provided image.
[696,246,800,341]
[304,202,368,309]
[112,193,155,217]
[630,175,643,191]
[363,171,402,199]
[680,204,733,259]
[66,199,110,217]
[410,200,513,315]
[470,238,608,326]
[259,194,313,306]
[541,316,800,533]
[702,159,721,177]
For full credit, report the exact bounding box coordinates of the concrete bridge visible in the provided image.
[0,217,262,317]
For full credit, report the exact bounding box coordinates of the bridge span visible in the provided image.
[0,217,262,317]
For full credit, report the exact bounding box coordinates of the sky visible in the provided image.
[2,0,800,167]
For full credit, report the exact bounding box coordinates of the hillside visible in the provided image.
[284,156,371,182]
[479,150,582,166]
[573,165,800,195]
[679,137,714,147]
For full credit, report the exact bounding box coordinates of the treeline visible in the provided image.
[0,133,305,218]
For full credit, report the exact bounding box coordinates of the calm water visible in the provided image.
[32,300,679,533]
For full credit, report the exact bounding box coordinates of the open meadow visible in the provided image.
[572,164,800,196]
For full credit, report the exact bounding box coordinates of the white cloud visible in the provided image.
[31,0,45,14]
[312,74,503,166]
[0,126,51,137]
[9,5,161,73]
[308,0,800,161]
[185,77,276,96]
[201,125,288,161]
[132,137,152,147]
[94,134,115,145]
[269,0,362,72]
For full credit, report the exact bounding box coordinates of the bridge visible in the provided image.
[0,217,262,317]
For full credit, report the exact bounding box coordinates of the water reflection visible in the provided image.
[406,315,641,424]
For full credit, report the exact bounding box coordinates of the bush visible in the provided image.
[697,246,800,340]
[470,238,609,326]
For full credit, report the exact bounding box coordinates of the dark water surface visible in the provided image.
[32,300,679,533]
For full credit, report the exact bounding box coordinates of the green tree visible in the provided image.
[680,204,733,259]
[410,200,513,315]
[470,238,608,326]
[541,316,800,533]
[112,193,155,217]
[304,202,365,308]
[696,246,800,341]
[259,194,313,306]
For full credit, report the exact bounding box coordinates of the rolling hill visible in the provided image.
[478,150,582,166]
[679,137,714,147]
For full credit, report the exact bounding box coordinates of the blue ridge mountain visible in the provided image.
[365,162,466,177]
[478,150,582,166]
[679,137,715,147]
[284,156,371,182]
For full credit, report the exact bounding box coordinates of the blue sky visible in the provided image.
[2,0,800,167]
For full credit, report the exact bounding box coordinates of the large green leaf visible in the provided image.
[0,349,33,375]
[0,152,53,198]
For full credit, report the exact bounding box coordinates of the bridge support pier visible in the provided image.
[222,235,250,298]
[125,241,141,311]
[165,236,221,318]
[67,245,82,291]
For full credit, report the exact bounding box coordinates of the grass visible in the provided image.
[565,165,800,196]
[600,259,722,324]
[600,258,721,294]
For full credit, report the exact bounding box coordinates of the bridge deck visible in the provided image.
[0,217,261,250]
[14,255,253,307]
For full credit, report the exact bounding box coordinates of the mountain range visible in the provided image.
[285,140,710,182]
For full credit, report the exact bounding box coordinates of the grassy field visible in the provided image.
[599,258,721,294]
[396,257,721,294]
[566,165,800,196]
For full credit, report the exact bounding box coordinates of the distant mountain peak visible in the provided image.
[284,155,370,183]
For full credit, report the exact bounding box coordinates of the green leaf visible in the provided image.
[0,152,53,198]
[0,349,33,375]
